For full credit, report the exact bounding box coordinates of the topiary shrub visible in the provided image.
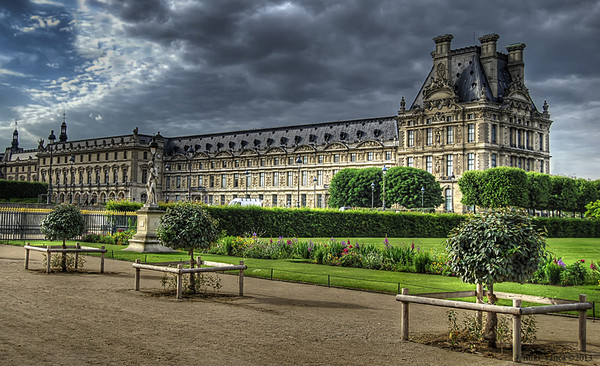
[40,204,86,272]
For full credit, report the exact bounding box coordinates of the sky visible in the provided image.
[0,0,599,179]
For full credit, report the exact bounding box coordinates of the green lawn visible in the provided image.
[6,238,599,317]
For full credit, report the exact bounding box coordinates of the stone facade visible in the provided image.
[1,33,552,212]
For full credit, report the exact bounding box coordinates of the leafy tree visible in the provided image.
[526,172,551,211]
[458,170,485,208]
[384,167,443,209]
[157,202,220,293]
[40,204,86,272]
[585,200,600,220]
[480,167,528,208]
[445,208,546,348]
[574,179,599,216]
[548,176,578,214]
[328,169,359,208]
[348,168,382,208]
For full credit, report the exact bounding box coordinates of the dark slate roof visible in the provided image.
[411,46,513,109]
[164,116,398,156]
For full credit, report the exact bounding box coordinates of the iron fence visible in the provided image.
[0,207,137,241]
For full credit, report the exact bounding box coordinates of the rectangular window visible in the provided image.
[176,176,181,188]
[199,162,203,169]
[247,159,252,167]
[526,159,531,171]
[261,158,266,167]
[272,194,277,207]
[274,157,279,166]
[446,155,453,176]
[526,131,531,149]
[301,194,307,207]
[408,130,414,147]
[317,170,323,185]
[491,124,497,144]
[491,153,497,168]
[246,173,251,189]
[105,152,109,160]
[234,160,239,167]
[273,172,279,187]
[426,156,432,173]
[407,157,414,168]
[198,175,203,187]
[446,116,453,122]
[209,175,215,188]
[385,151,392,160]
[510,128,515,147]
[467,124,475,143]
[426,128,433,146]
[445,188,452,212]
[123,151,127,159]
[517,129,522,148]
[288,157,293,165]
[301,171,307,186]
[287,172,293,186]
[286,194,292,207]
[222,161,227,168]
[467,113,474,120]
[317,194,322,208]
[166,177,171,189]
[540,160,544,173]
[367,152,374,161]
[220,195,226,205]
[318,155,324,164]
[221,174,226,188]
[350,153,356,162]
[233,174,239,187]
[113,170,118,183]
[539,133,544,151]
[446,126,454,144]
[211,161,215,169]
[208,195,213,205]
[141,169,148,184]
[467,153,475,171]
[96,171,100,184]
[302,156,308,164]
[334,154,340,163]
[259,172,265,187]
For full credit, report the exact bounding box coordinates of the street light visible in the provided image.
[46,130,56,204]
[420,186,425,211]
[381,165,388,210]
[313,176,317,208]
[371,181,375,209]
[245,170,250,198]
[296,156,302,208]
[69,155,75,204]
[449,174,455,213]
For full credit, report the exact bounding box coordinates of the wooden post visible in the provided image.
[196,256,202,267]
[134,259,141,291]
[46,245,52,273]
[176,264,183,300]
[239,261,245,297]
[24,244,30,270]
[75,243,80,269]
[476,283,484,328]
[579,294,587,352]
[100,245,105,273]
[512,299,522,363]
[401,288,409,341]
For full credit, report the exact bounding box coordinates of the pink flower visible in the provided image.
[580,259,585,263]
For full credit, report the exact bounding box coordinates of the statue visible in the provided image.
[146,161,157,206]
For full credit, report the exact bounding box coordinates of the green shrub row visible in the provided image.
[0,180,48,200]
[534,217,600,237]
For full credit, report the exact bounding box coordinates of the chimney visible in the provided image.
[431,34,453,82]
[506,43,526,84]
[433,34,453,57]
[479,33,500,98]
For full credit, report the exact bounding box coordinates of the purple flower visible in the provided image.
[557,259,566,268]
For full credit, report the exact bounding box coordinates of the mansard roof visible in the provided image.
[164,116,398,157]
[411,46,514,109]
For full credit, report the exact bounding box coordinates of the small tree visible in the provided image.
[40,204,86,272]
[157,202,220,293]
[385,167,444,209]
[445,208,546,348]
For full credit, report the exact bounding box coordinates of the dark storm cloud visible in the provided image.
[1,0,599,178]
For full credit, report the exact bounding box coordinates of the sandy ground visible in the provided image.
[1,244,599,366]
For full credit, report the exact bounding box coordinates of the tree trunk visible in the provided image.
[188,249,196,294]
[61,238,67,272]
[483,283,498,348]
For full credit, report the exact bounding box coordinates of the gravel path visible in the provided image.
[1,244,598,365]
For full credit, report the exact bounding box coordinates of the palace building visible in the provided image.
[1,33,552,212]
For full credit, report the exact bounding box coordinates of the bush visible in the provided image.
[560,260,587,286]
[545,260,565,285]
[414,250,432,273]
[0,179,48,200]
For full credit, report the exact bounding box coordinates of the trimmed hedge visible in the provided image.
[0,180,48,200]
[202,206,600,238]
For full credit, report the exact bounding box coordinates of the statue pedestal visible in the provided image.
[124,204,176,253]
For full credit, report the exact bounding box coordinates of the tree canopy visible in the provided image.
[384,167,444,209]
[157,202,219,255]
[40,204,86,271]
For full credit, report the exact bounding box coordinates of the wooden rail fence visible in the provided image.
[133,256,247,299]
[396,287,592,363]
[24,243,107,273]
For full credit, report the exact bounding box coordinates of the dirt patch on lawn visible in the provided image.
[1,244,599,365]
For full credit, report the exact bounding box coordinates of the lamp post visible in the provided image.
[381,165,387,210]
[296,157,302,208]
[420,186,425,211]
[46,130,56,204]
[371,181,375,209]
[449,174,455,213]
[313,176,317,208]
[245,170,250,198]
[186,145,195,201]
[69,155,75,204]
